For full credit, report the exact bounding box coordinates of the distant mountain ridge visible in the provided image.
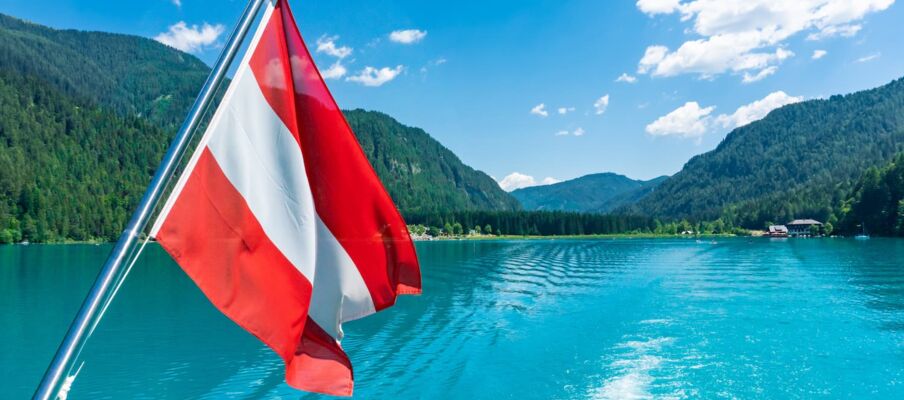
[0,13,517,242]
[630,76,904,227]
[511,173,667,213]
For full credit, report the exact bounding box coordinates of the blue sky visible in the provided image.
[2,0,902,190]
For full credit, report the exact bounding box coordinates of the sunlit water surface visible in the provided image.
[3,238,904,399]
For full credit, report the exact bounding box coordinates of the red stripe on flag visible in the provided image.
[247,0,421,311]
[155,149,352,395]
[289,316,354,396]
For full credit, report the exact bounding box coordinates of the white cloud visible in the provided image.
[647,92,803,140]
[557,107,575,115]
[531,103,549,117]
[172,0,182,7]
[645,101,715,138]
[389,29,427,44]
[316,35,352,59]
[321,62,347,79]
[715,91,804,129]
[638,46,668,74]
[742,65,777,83]
[154,21,224,53]
[812,49,828,59]
[555,128,585,137]
[635,0,894,81]
[347,65,404,86]
[856,52,881,63]
[594,95,610,115]
[806,24,861,40]
[616,73,638,83]
[497,172,559,191]
[636,0,682,15]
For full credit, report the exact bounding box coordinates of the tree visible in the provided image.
[474,225,482,235]
[452,222,463,235]
[897,200,904,235]
[427,226,441,237]
[824,221,834,236]
[443,222,453,236]
[484,224,493,235]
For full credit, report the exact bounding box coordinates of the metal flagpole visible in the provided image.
[32,0,269,398]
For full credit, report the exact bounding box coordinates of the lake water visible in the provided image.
[3,238,904,399]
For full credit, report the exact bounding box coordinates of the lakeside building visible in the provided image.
[766,225,789,238]
[786,219,824,236]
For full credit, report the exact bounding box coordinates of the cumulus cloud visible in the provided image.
[812,49,827,59]
[856,52,881,63]
[715,91,804,129]
[321,62,347,79]
[497,173,560,191]
[389,29,427,44]
[531,103,549,117]
[636,0,682,15]
[616,73,638,83]
[646,102,715,138]
[647,91,804,140]
[347,65,404,86]
[316,35,352,59]
[635,0,894,82]
[594,95,610,115]
[558,107,575,115]
[154,21,224,53]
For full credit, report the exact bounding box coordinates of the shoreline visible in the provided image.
[3,233,875,245]
[413,233,746,241]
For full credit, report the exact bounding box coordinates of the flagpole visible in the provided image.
[32,0,269,398]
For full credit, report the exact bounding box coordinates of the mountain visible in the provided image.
[631,77,904,228]
[345,110,520,213]
[511,173,667,213]
[0,13,210,129]
[837,153,904,236]
[0,13,517,243]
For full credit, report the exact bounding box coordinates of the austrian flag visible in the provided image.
[148,0,421,396]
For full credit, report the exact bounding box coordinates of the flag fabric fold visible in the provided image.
[149,0,421,395]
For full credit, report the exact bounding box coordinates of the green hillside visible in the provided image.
[0,13,517,243]
[0,13,209,129]
[838,153,904,236]
[511,173,666,213]
[631,77,904,228]
[346,110,520,213]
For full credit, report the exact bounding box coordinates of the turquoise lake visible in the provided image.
[3,238,904,399]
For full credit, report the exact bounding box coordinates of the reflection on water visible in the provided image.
[2,238,904,399]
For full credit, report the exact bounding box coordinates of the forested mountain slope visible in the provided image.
[346,110,520,213]
[631,77,904,228]
[0,13,517,242]
[0,13,209,129]
[838,153,904,236]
